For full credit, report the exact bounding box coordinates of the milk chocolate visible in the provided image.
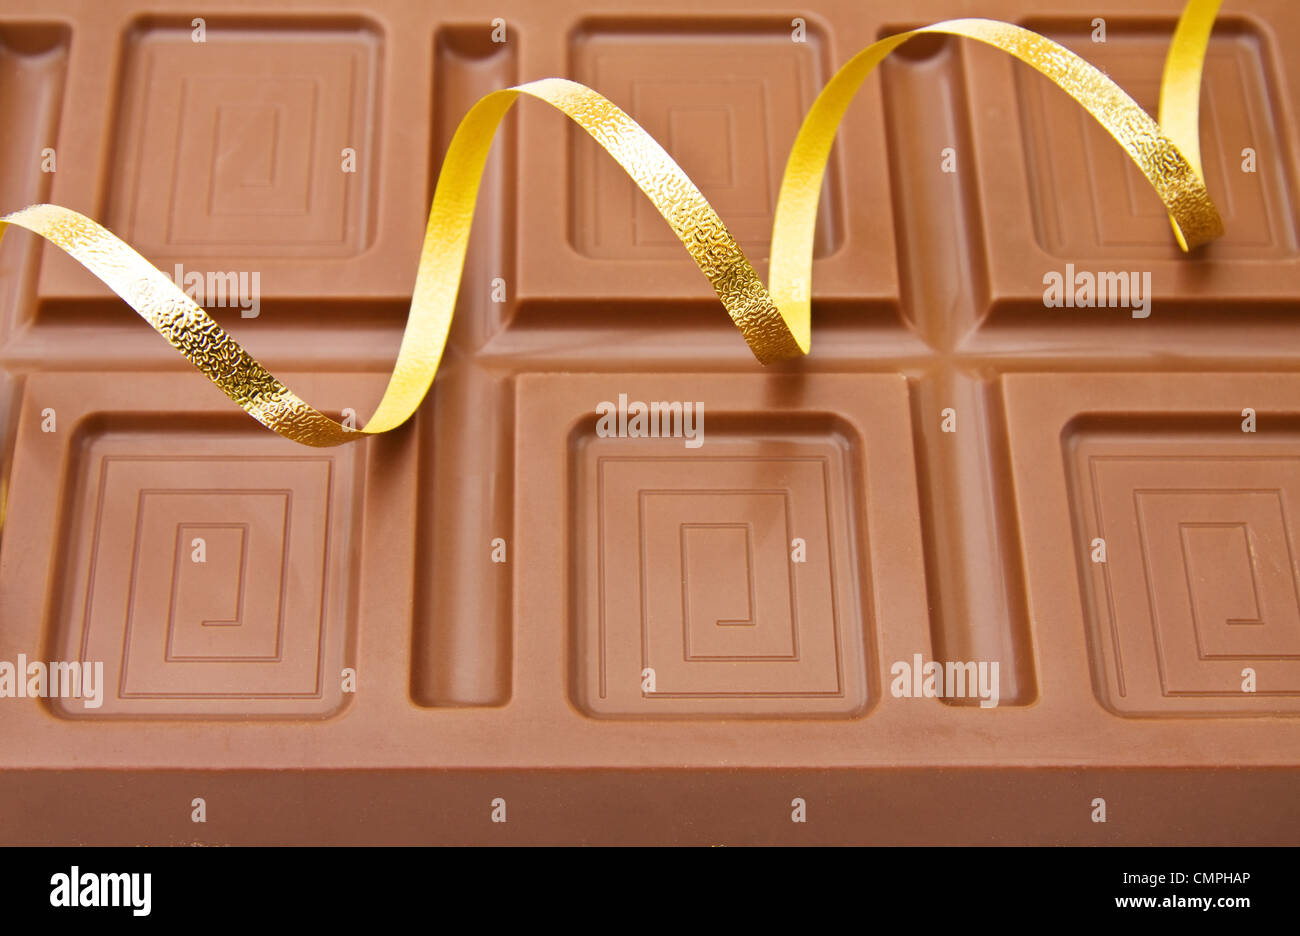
[0,0,1297,845]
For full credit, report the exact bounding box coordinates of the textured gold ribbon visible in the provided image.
[0,0,1224,446]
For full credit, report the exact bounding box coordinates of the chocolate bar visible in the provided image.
[0,0,1296,844]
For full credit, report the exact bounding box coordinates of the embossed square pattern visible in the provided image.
[534,373,925,719]
[0,374,368,719]
[1005,374,1300,719]
[589,451,851,712]
[1016,19,1296,259]
[107,21,380,258]
[64,455,340,711]
[568,21,841,258]
[1075,436,1300,714]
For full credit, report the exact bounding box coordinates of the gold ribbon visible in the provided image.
[0,0,1224,447]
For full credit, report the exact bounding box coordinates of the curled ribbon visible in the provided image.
[0,0,1224,447]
